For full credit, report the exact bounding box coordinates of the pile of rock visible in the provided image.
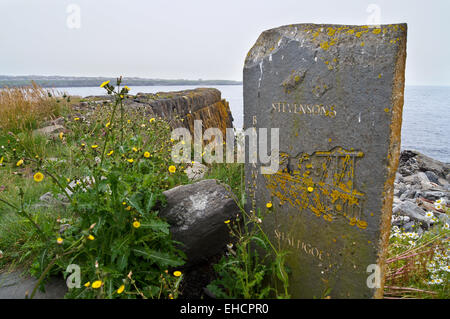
[392,150,449,233]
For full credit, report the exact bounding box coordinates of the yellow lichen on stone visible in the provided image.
[320,41,330,51]
[264,148,367,229]
[327,27,336,36]
[372,28,382,34]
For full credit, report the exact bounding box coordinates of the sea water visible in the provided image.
[56,85,449,163]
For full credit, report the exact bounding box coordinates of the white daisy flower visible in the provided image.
[425,211,434,219]
[441,265,450,272]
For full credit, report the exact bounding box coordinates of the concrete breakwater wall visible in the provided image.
[84,88,234,136]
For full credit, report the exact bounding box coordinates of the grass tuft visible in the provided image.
[0,82,62,133]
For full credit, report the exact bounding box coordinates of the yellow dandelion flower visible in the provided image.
[144,152,150,158]
[117,285,125,294]
[105,122,111,128]
[87,234,95,241]
[33,172,44,182]
[173,271,182,277]
[224,220,230,224]
[132,147,138,152]
[91,145,98,149]
[100,80,110,88]
[168,165,176,173]
[16,159,24,167]
[127,158,134,163]
[124,86,130,91]
[307,186,314,192]
[149,118,156,123]
[133,221,141,229]
[84,282,91,288]
[56,237,63,245]
[107,150,114,156]
[266,202,273,208]
[74,117,80,121]
[59,132,64,140]
[92,280,102,289]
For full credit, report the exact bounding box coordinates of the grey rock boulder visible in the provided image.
[421,191,447,201]
[394,183,407,197]
[399,150,450,178]
[395,172,404,183]
[33,125,65,137]
[40,117,65,127]
[393,201,431,228]
[391,215,410,227]
[0,271,67,299]
[160,179,240,266]
[184,162,208,181]
[400,189,416,201]
[425,171,440,185]
[31,192,69,211]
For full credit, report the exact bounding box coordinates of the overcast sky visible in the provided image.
[0,0,449,85]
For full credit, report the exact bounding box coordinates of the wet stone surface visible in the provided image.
[244,23,407,298]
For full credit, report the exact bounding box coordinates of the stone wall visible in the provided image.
[114,88,233,136]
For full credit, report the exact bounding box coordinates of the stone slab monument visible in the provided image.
[244,24,407,298]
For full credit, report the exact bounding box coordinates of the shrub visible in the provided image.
[0,78,188,298]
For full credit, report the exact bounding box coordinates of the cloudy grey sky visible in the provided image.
[0,0,449,85]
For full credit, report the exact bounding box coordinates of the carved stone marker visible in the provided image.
[244,24,407,298]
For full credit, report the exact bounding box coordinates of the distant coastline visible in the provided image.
[0,75,242,88]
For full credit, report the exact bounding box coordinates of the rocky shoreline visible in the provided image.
[392,150,449,234]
